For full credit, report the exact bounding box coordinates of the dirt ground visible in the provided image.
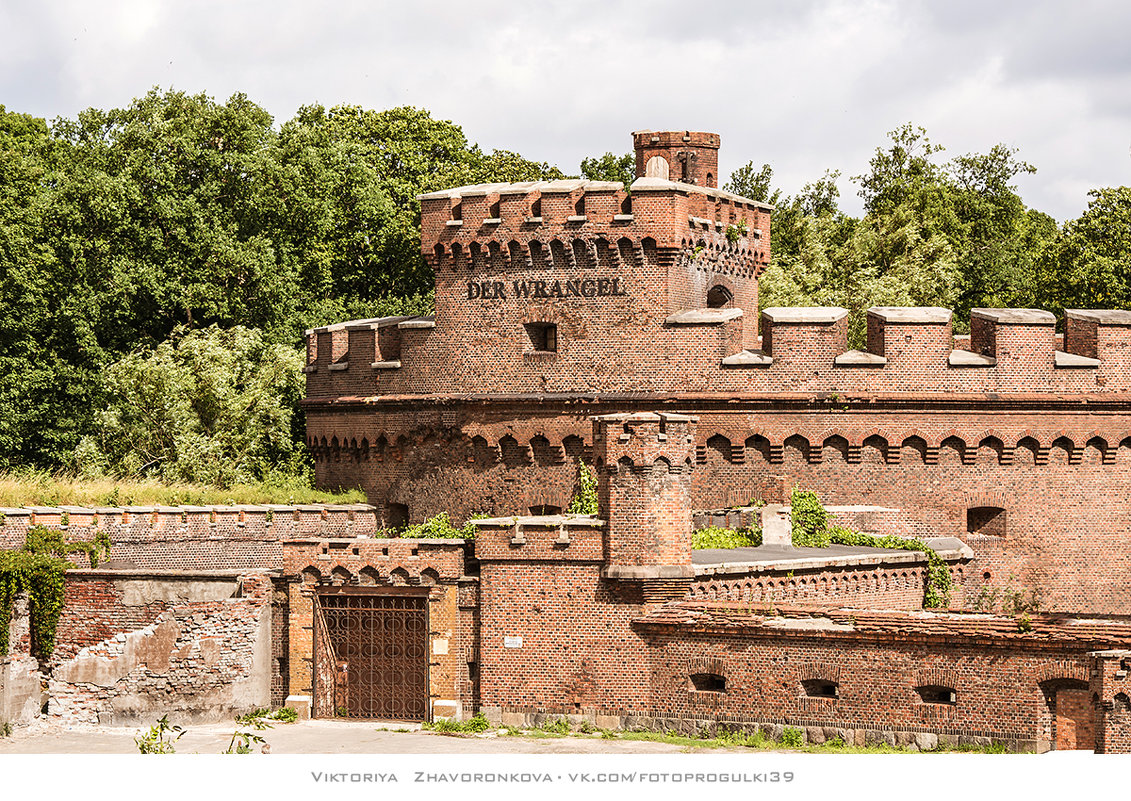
[0,718,738,755]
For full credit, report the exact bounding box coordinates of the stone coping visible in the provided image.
[603,564,696,580]
[721,350,773,367]
[970,308,1056,325]
[286,537,467,546]
[344,316,415,331]
[1066,309,1131,326]
[665,308,743,325]
[867,307,952,324]
[948,350,997,367]
[628,177,773,210]
[761,307,848,324]
[470,514,605,528]
[1055,350,1101,368]
[834,350,888,367]
[0,503,375,517]
[691,537,972,576]
[418,176,773,211]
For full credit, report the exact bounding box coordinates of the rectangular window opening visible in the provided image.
[525,322,558,353]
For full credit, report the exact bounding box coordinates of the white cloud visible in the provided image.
[1,0,1127,221]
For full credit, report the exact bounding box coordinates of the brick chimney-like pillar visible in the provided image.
[592,412,697,595]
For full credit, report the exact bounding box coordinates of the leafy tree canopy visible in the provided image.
[580,152,634,186]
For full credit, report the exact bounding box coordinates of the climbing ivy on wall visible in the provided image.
[789,488,952,608]
[0,525,111,660]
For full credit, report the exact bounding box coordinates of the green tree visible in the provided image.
[723,161,779,204]
[1036,187,1131,314]
[76,325,306,486]
[0,105,104,467]
[580,152,634,185]
[278,105,561,302]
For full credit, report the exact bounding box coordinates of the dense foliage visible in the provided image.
[76,325,306,486]
[789,488,951,607]
[755,124,1066,346]
[692,524,762,550]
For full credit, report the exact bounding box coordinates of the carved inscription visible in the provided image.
[468,277,627,300]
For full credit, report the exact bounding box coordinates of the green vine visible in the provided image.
[566,458,598,516]
[789,488,951,608]
[0,526,112,660]
[724,219,749,243]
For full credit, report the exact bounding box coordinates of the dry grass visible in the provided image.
[0,470,366,509]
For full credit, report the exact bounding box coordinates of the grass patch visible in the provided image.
[421,713,491,735]
[0,469,366,508]
[469,723,1013,754]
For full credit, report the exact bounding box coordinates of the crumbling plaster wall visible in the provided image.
[48,571,274,725]
[1,596,43,726]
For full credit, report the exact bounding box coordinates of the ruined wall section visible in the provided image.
[0,596,42,726]
[48,571,274,725]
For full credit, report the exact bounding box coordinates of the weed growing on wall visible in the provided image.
[567,459,598,515]
[789,488,952,607]
[396,512,480,540]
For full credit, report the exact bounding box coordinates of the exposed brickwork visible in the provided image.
[281,537,470,720]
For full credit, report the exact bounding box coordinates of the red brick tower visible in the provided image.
[632,130,721,187]
[593,412,697,599]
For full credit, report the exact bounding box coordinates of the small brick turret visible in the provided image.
[1091,649,1131,753]
[633,130,720,187]
[593,412,697,596]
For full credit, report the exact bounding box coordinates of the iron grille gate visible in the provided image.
[313,590,429,720]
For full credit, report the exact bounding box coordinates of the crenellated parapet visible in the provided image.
[419,177,771,271]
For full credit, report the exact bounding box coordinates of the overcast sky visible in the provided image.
[2,0,1129,221]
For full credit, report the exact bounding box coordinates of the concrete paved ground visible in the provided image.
[0,718,737,754]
